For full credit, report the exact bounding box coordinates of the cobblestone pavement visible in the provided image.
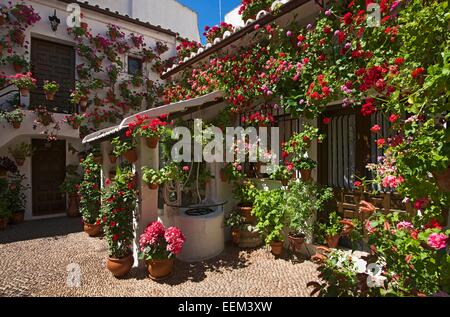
[0,217,319,297]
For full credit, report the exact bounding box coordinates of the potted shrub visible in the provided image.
[5,108,25,129]
[6,55,29,73]
[224,211,245,245]
[60,166,82,218]
[138,221,185,280]
[112,136,137,163]
[103,168,137,278]
[253,189,286,256]
[317,212,344,248]
[10,72,36,97]
[269,165,293,186]
[7,172,29,224]
[130,116,170,149]
[232,180,258,223]
[43,80,59,101]
[79,154,102,237]
[284,181,333,252]
[142,167,166,190]
[8,142,34,166]
[295,157,317,181]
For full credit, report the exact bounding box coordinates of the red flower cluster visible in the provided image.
[204,22,234,44]
[241,111,275,126]
[361,98,377,116]
[139,221,185,256]
[306,74,332,101]
[176,39,202,60]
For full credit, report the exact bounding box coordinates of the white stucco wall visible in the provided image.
[224,5,244,27]
[89,0,200,42]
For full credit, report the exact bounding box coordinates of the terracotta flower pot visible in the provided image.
[288,234,305,253]
[107,253,134,278]
[45,92,56,101]
[13,64,23,73]
[146,258,174,280]
[300,169,313,181]
[19,89,29,97]
[270,241,283,256]
[434,167,450,193]
[67,195,80,218]
[281,179,289,186]
[148,183,158,190]
[72,123,79,130]
[15,158,25,167]
[326,235,340,248]
[146,136,159,149]
[80,100,88,110]
[83,223,101,237]
[231,228,241,245]
[12,122,21,129]
[109,155,117,164]
[0,218,7,230]
[123,149,138,163]
[10,211,25,225]
[239,206,257,224]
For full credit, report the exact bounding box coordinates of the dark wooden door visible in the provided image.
[32,139,67,216]
[30,38,75,114]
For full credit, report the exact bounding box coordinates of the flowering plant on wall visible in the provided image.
[238,0,273,21]
[4,108,25,129]
[9,72,36,96]
[130,33,145,49]
[240,111,275,127]
[203,22,234,43]
[64,113,86,130]
[102,167,137,259]
[176,39,202,60]
[138,221,185,260]
[107,24,125,41]
[155,41,169,55]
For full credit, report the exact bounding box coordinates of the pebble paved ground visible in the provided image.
[0,217,319,297]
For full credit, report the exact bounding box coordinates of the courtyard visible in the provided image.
[0,217,318,297]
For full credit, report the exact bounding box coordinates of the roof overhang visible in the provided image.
[82,91,225,144]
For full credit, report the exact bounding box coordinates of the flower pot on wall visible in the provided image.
[45,92,56,101]
[146,137,159,149]
[281,179,289,186]
[83,222,101,237]
[19,89,29,97]
[107,253,134,278]
[10,211,25,225]
[288,234,305,253]
[270,241,283,256]
[123,149,138,163]
[300,169,312,181]
[231,228,241,245]
[146,258,174,280]
[13,64,23,73]
[239,206,257,224]
[14,158,25,167]
[148,183,158,190]
[80,100,88,111]
[434,167,450,192]
[326,235,340,248]
[12,122,21,129]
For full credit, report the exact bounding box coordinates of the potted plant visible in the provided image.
[32,106,54,127]
[7,172,29,224]
[70,87,88,111]
[60,166,82,218]
[79,154,102,237]
[107,24,123,41]
[130,116,170,149]
[225,211,245,245]
[295,157,317,181]
[6,55,29,73]
[138,221,185,280]
[203,23,234,44]
[103,168,137,278]
[155,41,169,55]
[253,189,286,256]
[141,47,157,63]
[317,212,344,248]
[64,113,85,130]
[10,72,36,97]
[112,136,137,163]
[5,108,25,129]
[232,180,258,223]
[131,73,144,88]
[8,142,34,166]
[284,181,333,252]
[42,80,59,101]
[0,156,18,177]
[238,0,273,21]
[142,167,166,190]
[269,165,293,186]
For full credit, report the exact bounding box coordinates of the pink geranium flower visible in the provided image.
[427,233,448,250]
[396,221,413,231]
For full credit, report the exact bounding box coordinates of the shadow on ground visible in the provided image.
[0,216,82,244]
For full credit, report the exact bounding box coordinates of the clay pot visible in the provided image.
[13,64,23,73]
[19,89,29,97]
[0,218,7,230]
[434,167,450,193]
[45,92,56,101]
[239,206,257,224]
[270,241,283,256]
[148,183,158,190]
[146,136,159,149]
[67,195,80,218]
[326,235,340,248]
[281,179,289,186]
[10,211,24,225]
[79,100,88,110]
[231,228,241,245]
[15,158,25,167]
[300,169,313,181]
[72,123,79,130]
[146,258,174,280]
[83,223,101,237]
[107,253,134,278]
[12,122,21,129]
[123,149,138,163]
[288,234,305,253]
[109,155,117,164]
